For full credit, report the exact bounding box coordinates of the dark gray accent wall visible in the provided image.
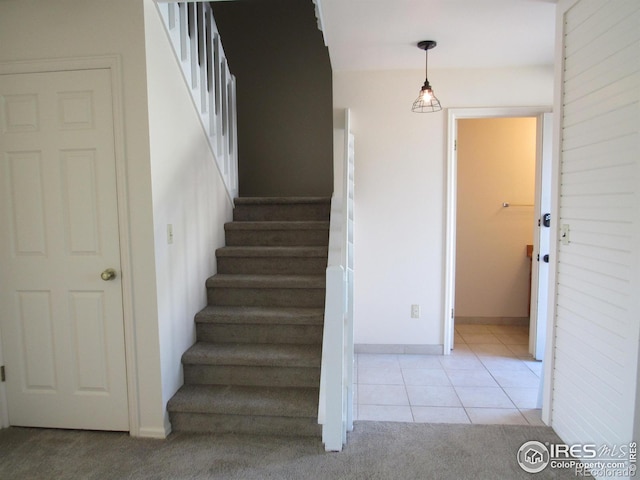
[211,0,333,197]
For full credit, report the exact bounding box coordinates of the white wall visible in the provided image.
[143,1,233,433]
[333,66,553,348]
[456,117,537,319]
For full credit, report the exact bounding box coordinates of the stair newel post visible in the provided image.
[321,265,347,451]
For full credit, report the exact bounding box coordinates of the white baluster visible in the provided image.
[155,1,239,201]
[167,2,176,30]
[179,3,188,62]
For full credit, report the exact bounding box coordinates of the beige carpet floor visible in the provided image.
[0,421,580,479]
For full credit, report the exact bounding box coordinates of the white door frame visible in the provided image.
[444,106,552,355]
[529,113,554,361]
[0,56,140,435]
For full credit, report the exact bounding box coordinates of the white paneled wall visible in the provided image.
[551,0,640,463]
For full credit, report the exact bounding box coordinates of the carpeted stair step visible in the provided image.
[183,342,321,368]
[167,196,329,437]
[233,197,331,222]
[182,342,321,387]
[168,384,319,418]
[224,221,329,246]
[216,246,328,275]
[207,274,326,308]
[167,384,321,436]
[195,305,324,344]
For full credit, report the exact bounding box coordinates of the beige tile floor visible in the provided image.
[354,324,545,425]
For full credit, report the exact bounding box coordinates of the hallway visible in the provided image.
[355,324,543,425]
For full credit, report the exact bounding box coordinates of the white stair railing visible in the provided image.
[156,1,238,200]
[318,109,354,452]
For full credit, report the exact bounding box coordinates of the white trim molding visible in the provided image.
[444,106,552,356]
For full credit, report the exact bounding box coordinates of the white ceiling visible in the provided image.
[318,0,558,71]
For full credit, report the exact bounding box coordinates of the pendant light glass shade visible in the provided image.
[412,40,442,113]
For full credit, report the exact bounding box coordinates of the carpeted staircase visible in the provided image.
[167,197,330,436]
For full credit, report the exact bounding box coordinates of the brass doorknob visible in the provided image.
[101,268,117,281]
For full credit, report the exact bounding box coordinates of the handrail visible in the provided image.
[155,2,238,201]
[319,109,354,452]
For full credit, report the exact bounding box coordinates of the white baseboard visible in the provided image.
[0,384,8,429]
[135,424,170,439]
[455,316,529,326]
[355,344,443,355]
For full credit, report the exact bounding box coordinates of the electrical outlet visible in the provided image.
[411,304,420,319]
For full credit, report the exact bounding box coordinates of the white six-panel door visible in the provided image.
[0,68,129,430]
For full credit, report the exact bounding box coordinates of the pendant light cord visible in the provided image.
[425,49,429,80]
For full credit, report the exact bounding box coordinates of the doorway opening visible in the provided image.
[455,117,537,336]
[444,107,553,359]
[441,108,553,423]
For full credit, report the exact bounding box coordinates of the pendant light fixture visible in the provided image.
[411,40,442,113]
